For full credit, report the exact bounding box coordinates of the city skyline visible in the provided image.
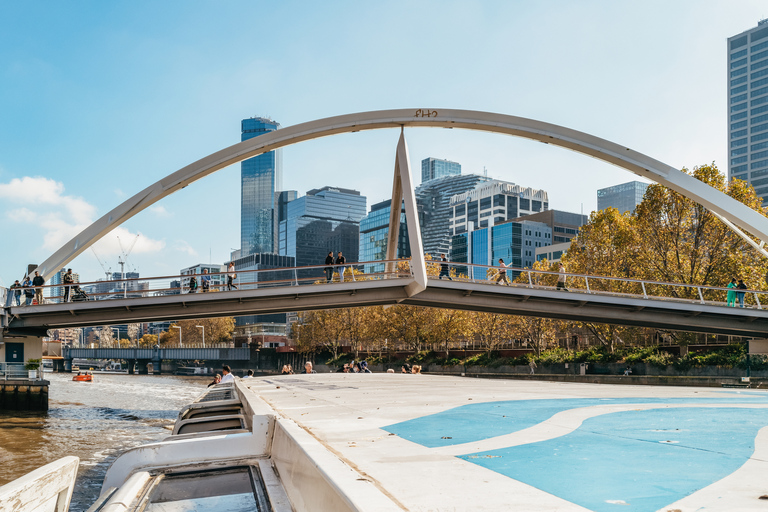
[0,1,765,285]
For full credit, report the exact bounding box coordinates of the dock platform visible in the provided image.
[240,374,768,512]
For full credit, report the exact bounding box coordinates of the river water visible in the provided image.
[0,372,207,511]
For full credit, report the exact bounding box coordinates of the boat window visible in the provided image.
[142,467,269,511]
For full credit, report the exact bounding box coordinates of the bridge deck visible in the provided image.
[5,274,768,337]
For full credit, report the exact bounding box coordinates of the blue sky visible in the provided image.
[0,0,765,285]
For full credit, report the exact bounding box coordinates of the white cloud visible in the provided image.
[149,205,171,217]
[174,240,198,257]
[92,227,166,258]
[0,176,164,258]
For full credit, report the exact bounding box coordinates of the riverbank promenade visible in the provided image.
[242,374,768,511]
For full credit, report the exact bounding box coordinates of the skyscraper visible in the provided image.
[278,186,367,277]
[241,117,282,254]
[416,173,492,257]
[359,199,411,274]
[596,181,648,214]
[421,157,461,184]
[728,20,768,204]
[449,180,549,239]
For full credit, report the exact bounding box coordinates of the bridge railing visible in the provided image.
[0,363,27,380]
[4,259,413,307]
[433,261,767,309]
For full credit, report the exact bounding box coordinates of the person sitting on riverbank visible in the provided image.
[242,369,254,379]
[207,374,221,387]
[220,365,234,383]
[281,365,292,374]
[302,361,316,374]
[401,362,411,373]
[411,365,422,374]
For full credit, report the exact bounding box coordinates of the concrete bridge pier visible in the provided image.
[137,360,150,375]
[127,360,136,375]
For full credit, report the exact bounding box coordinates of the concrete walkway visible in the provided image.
[241,374,768,512]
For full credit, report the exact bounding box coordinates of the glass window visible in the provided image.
[732,147,748,156]
[732,67,748,78]
[752,122,768,133]
[732,76,748,87]
[752,159,768,170]
[752,168,768,178]
[733,173,748,181]
[752,104,768,116]
[732,84,748,95]
[753,85,768,98]
[732,111,748,121]
[732,48,748,60]
[752,141,768,152]
[480,197,492,210]
[754,40,768,53]
[752,150,768,160]
[732,120,748,130]
[752,114,768,125]
[732,35,748,50]
[731,93,748,104]
[520,198,530,210]
[752,58,768,72]
[752,68,768,81]
[141,467,269,512]
[753,77,768,89]
[732,156,748,164]
[731,137,748,147]
[732,102,748,112]
[532,200,542,211]
[731,57,747,69]
[732,164,748,173]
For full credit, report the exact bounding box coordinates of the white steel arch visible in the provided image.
[34,108,768,280]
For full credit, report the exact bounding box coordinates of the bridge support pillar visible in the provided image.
[151,357,162,375]
[137,360,150,375]
[127,360,136,375]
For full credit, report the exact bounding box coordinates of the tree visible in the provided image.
[468,312,517,353]
[127,324,140,347]
[514,316,560,356]
[167,318,235,347]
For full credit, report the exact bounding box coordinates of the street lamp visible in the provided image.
[196,325,205,347]
[172,326,182,347]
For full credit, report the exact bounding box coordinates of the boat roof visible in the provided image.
[239,373,768,512]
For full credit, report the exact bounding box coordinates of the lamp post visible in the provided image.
[172,326,182,348]
[196,325,205,348]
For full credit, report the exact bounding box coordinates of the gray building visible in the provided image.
[358,199,412,274]
[728,19,768,204]
[278,186,367,277]
[231,252,296,326]
[597,181,648,214]
[510,209,588,244]
[449,180,549,237]
[241,117,282,255]
[451,219,552,280]
[416,173,492,257]
[421,157,461,184]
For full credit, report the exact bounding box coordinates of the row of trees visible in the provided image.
[86,317,235,348]
[295,164,768,356]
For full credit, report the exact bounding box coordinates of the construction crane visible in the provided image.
[116,234,139,298]
[91,248,112,281]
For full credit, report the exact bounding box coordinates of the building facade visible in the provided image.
[450,219,552,279]
[596,181,648,214]
[421,157,461,184]
[241,117,282,255]
[231,252,296,326]
[279,186,367,276]
[449,180,549,237]
[416,173,492,257]
[359,199,411,274]
[510,209,587,244]
[728,20,768,204]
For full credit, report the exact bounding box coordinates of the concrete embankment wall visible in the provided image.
[0,379,49,410]
[422,363,764,388]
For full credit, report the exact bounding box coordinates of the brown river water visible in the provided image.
[0,372,207,511]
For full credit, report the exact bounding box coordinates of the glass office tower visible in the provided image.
[359,199,411,274]
[241,117,282,254]
[596,181,648,214]
[421,157,461,184]
[728,20,768,204]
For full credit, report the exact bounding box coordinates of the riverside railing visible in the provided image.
[3,259,414,308]
[0,363,27,380]
[430,261,768,310]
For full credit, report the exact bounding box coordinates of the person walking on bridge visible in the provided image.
[32,271,45,305]
[10,280,21,306]
[737,279,748,308]
[727,278,737,307]
[557,262,569,291]
[201,268,210,292]
[495,258,510,285]
[325,251,334,283]
[336,251,353,282]
[439,254,453,281]
[63,268,74,302]
[226,262,237,291]
[22,276,34,305]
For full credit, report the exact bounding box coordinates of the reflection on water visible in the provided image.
[0,373,205,511]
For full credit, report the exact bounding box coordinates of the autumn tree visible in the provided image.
[514,316,560,356]
[162,317,235,347]
[468,312,517,353]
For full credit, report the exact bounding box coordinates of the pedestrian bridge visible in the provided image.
[4,260,768,338]
[4,108,768,343]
